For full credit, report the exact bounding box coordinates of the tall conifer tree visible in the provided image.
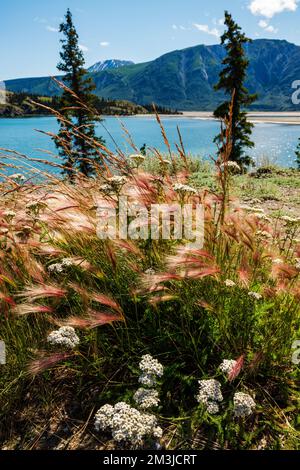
[214,11,257,169]
[295,139,300,169]
[55,9,104,179]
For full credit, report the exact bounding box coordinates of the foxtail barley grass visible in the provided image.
[0,89,299,449]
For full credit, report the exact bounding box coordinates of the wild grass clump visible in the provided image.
[0,104,299,450]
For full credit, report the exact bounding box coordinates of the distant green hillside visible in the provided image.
[5,39,300,111]
[0,92,179,118]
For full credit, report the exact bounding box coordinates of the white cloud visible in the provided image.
[212,17,224,26]
[79,44,89,52]
[265,24,278,31]
[248,0,298,18]
[46,25,59,33]
[193,23,220,38]
[258,19,278,32]
[258,19,268,27]
[100,41,110,47]
[172,24,188,31]
[34,17,47,24]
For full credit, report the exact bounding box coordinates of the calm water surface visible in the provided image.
[0,116,299,174]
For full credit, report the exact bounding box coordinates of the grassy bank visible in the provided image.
[0,151,299,450]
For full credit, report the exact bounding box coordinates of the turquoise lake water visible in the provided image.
[0,116,299,174]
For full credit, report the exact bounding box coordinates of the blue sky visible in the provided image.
[1,0,300,79]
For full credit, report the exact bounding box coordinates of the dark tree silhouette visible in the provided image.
[55,9,104,179]
[214,11,257,170]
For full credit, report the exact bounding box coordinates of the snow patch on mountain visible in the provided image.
[88,59,134,73]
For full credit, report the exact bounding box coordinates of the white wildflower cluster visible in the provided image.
[47,326,79,349]
[240,206,265,214]
[100,176,127,194]
[272,258,283,265]
[219,359,237,376]
[255,213,272,223]
[3,210,16,220]
[61,257,74,267]
[196,379,223,415]
[233,392,256,418]
[26,200,47,214]
[48,258,74,274]
[133,388,160,409]
[247,198,261,205]
[248,291,262,300]
[162,159,172,165]
[94,353,164,445]
[99,183,113,194]
[220,161,241,173]
[10,173,26,182]
[256,230,272,239]
[94,402,162,444]
[224,279,236,287]
[138,354,164,387]
[173,183,197,195]
[108,175,127,188]
[280,215,300,225]
[48,263,64,274]
[144,268,156,276]
[129,154,145,164]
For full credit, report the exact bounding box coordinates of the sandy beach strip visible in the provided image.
[181,111,300,125]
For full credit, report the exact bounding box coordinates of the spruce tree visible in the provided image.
[295,139,300,170]
[214,11,257,170]
[55,9,104,178]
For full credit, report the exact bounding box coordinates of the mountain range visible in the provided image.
[4,39,300,111]
[87,59,134,73]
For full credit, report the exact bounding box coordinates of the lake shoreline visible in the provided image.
[0,114,298,168]
[139,111,300,125]
[182,111,300,125]
[3,111,300,125]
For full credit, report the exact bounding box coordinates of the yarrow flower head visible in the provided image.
[3,210,16,220]
[47,326,79,349]
[138,354,164,387]
[255,214,272,223]
[10,173,26,182]
[248,291,262,300]
[94,402,162,445]
[48,258,74,274]
[61,258,74,267]
[196,379,223,415]
[281,215,300,225]
[144,268,156,276]
[233,392,256,418]
[26,201,47,213]
[224,279,236,287]
[100,176,127,194]
[272,258,283,265]
[256,230,272,239]
[173,183,197,195]
[48,263,64,274]
[220,161,241,173]
[241,206,265,214]
[107,175,127,188]
[129,154,146,167]
[219,359,237,376]
[134,388,160,409]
